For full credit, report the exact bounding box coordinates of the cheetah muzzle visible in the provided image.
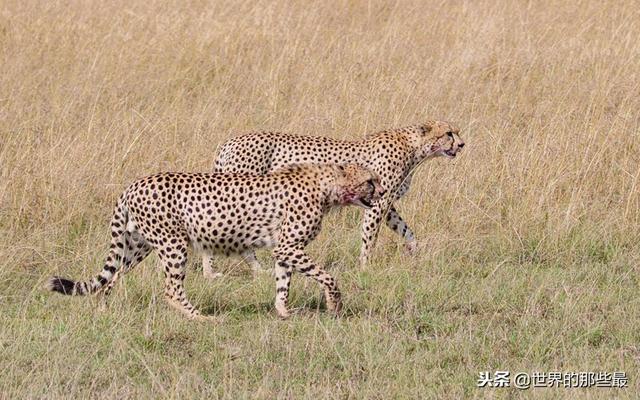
[335,166,385,209]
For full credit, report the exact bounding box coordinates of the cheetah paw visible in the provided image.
[275,304,291,319]
[203,271,224,280]
[252,267,274,277]
[191,314,220,323]
[404,241,418,255]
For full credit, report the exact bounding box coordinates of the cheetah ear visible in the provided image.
[336,164,348,176]
[420,122,433,136]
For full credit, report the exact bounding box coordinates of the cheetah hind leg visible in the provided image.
[160,247,209,321]
[99,231,152,309]
[241,250,270,276]
[202,254,223,280]
[100,231,151,296]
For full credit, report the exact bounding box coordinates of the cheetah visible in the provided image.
[203,120,464,277]
[46,164,384,320]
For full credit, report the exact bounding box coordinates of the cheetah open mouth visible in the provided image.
[358,198,373,209]
[341,192,374,209]
[444,149,457,158]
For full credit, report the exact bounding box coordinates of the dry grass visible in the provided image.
[1,0,640,398]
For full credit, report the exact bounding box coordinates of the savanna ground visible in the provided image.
[1,0,639,398]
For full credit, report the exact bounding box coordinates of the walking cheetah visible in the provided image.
[204,120,464,276]
[46,164,384,320]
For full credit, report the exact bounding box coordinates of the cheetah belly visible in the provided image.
[191,230,279,257]
[244,217,282,249]
[186,211,283,256]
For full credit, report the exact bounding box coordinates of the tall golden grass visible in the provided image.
[2,1,639,250]
[1,0,639,397]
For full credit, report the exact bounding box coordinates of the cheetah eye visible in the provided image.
[365,179,375,188]
[446,131,454,138]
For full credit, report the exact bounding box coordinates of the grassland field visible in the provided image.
[1,0,640,398]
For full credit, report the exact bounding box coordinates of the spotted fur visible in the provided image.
[46,164,384,320]
[205,120,464,275]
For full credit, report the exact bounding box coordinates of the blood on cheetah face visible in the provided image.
[419,120,465,160]
[333,164,384,209]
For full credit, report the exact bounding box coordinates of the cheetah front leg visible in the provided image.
[273,246,342,318]
[359,171,407,267]
[385,206,417,254]
[359,202,385,267]
[361,204,414,265]
[273,259,293,318]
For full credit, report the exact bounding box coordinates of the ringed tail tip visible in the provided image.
[46,276,76,295]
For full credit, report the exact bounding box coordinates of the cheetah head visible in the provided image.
[332,164,385,209]
[416,120,465,160]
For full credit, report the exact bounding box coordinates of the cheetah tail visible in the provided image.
[46,194,129,296]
